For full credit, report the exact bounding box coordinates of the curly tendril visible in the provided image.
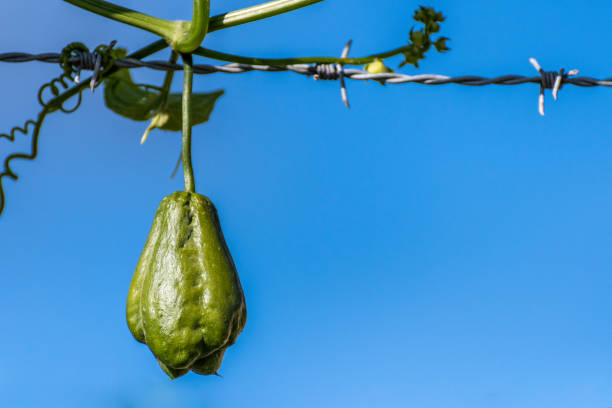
[0,115,46,215]
[38,73,84,113]
[0,39,161,216]
[0,67,88,215]
[0,120,38,143]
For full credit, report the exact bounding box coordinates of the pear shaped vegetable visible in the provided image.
[127,191,246,378]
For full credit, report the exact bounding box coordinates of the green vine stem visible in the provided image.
[207,0,323,32]
[130,39,169,59]
[198,6,449,67]
[195,44,422,66]
[160,51,179,106]
[178,0,209,53]
[181,54,196,193]
[63,0,176,41]
[63,0,321,51]
[64,0,208,53]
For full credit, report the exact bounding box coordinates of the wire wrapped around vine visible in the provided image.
[60,41,117,91]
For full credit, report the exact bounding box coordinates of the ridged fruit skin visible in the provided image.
[126,191,246,379]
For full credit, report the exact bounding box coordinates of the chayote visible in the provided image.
[126,191,246,379]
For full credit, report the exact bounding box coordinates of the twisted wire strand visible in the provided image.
[1,52,611,87]
[1,51,611,214]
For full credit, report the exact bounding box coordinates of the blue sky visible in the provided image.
[1,1,611,407]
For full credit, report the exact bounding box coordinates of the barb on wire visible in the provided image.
[338,41,351,108]
[528,57,579,116]
[311,40,353,108]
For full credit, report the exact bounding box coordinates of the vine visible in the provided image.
[0,0,452,381]
[0,39,170,214]
[0,3,448,215]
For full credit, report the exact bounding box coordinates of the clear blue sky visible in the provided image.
[1,1,611,407]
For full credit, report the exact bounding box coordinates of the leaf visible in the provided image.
[140,90,224,143]
[413,6,445,35]
[400,6,450,68]
[102,50,224,144]
[399,44,427,68]
[434,37,451,52]
[103,68,163,122]
[409,28,429,48]
[160,90,224,131]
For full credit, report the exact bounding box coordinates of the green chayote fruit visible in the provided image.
[126,191,246,379]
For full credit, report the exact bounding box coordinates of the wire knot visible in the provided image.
[311,41,353,109]
[72,50,98,71]
[60,41,117,92]
[539,70,559,89]
[313,63,341,80]
[529,58,579,116]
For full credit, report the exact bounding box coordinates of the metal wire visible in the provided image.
[1,52,611,87]
[1,48,611,215]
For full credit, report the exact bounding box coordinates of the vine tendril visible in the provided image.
[0,44,90,215]
[0,39,168,216]
[38,73,84,113]
[0,120,38,143]
[0,114,46,215]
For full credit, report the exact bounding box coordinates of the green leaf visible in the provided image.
[102,48,223,144]
[104,68,163,122]
[141,90,224,143]
[409,28,428,47]
[400,6,450,68]
[399,44,426,68]
[413,6,446,34]
[434,37,451,52]
[161,90,224,131]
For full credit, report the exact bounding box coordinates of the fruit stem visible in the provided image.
[181,54,196,193]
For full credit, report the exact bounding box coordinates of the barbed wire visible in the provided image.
[3,51,612,86]
[1,44,611,215]
[2,48,611,117]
